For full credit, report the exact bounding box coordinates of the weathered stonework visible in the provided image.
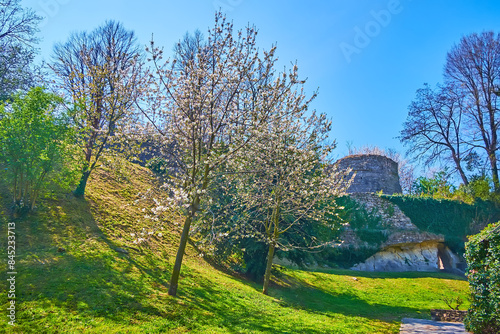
[431,309,468,323]
[337,154,402,194]
[351,240,443,272]
[349,193,416,231]
[332,155,465,273]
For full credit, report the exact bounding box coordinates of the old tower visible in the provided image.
[337,154,402,194]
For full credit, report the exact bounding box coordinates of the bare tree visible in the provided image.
[0,0,41,100]
[400,83,469,185]
[173,29,206,74]
[444,31,500,191]
[51,21,146,197]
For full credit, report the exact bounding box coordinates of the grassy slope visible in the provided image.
[0,160,470,333]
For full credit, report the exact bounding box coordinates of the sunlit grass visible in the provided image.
[0,160,469,333]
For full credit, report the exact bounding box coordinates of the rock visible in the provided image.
[431,309,468,322]
[352,241,443,272]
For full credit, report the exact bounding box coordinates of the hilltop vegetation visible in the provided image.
[0,160,470,333]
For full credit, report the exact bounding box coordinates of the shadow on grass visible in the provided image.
[1,190,176,332]
[164,266,403,333]
[271,273,423,321]
[302,267,467,280]
[0,176,455,333]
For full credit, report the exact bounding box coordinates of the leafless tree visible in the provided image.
[51,21,147,197]
[400,83,469,186]
[0,0,41,100]
[444,31,500,191]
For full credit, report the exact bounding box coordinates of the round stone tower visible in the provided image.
[337,154,402,195]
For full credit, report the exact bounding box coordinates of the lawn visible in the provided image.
[0,160,470,333]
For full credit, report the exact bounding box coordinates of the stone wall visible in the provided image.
[332,154,466,273]
[351,240,443,272]
[337,154,402,194]
[431,309,468,323]
[341,193,465,273]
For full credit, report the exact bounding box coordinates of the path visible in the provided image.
[399,318,471,334]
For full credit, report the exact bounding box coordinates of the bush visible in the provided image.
[464,222,500,333]
[0,87,78,212]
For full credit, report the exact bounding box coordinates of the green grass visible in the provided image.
[0,160,470,333]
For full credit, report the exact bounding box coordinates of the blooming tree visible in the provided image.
[144,12,296,296]
[225,82,351,294]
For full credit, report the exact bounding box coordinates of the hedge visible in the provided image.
[382,196,500,255]
[464,222,500,333]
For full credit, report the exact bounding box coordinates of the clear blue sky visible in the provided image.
[22,0,500,161]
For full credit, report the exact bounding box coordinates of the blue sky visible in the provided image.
[22,0,500,162]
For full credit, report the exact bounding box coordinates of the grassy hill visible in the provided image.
[0,160,470,333]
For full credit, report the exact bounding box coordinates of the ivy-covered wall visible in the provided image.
[382,195,500,255]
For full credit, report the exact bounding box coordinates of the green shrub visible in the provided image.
[146,157,169,176]
[464,222,500,333]
[0,87,78,212]
[412,170,454,198]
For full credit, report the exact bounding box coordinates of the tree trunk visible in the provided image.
[489,151,500,193]
[262,242,275,295]
[168,213,193,296]
[454,158,469,186]
[73,170,91,198]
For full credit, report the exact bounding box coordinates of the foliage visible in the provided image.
[411,170,454,198]
[383,195,500,255]
[453,175,495,203]
[464,222,500,333]
[145,157,169,176]
[335,196,387,246]
[51,20,147,197]
[0,87,78,212]
[0,0,41,100]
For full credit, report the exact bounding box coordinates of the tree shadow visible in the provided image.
[302,267,467,280]
[2,190,175,331]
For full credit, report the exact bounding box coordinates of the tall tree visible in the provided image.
[444,31,500,191]
[400,83,469,185]
[144,12,306,296]
[230,98,350,294]
[173,29,206,74]
[0,0,41,100]
[51,21,146,197]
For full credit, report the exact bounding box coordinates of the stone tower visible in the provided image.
[337,154,402,195]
